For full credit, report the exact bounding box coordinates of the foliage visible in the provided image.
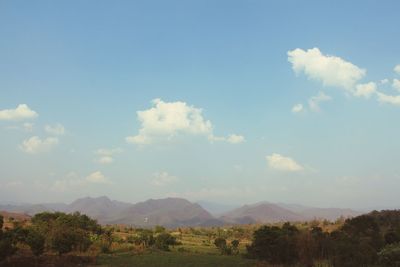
[378,242,400,267]
[154,233,178,251]
[246,222,299,264]
[25,227,45,257]
[246,210,400,267]
[30,211,101,255]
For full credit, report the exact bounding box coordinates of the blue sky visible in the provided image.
[1,0,400,208]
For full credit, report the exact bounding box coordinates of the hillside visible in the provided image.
[221,202,304,223]
[111,198,218,227]
[1,197,362,227]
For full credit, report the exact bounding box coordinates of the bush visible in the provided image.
[154,233,178,251]
[378,243,400,267]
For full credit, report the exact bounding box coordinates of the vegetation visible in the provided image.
[1,210,400,267]
[246,210,400,267]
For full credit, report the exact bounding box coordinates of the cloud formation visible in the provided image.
[292,104,304,113]
[308,91,332,112]
[19,136,59,154]
[376,92,400,106]
[393,79,400,91]
[126,99,244,145]
[85,171,111,184]
[266,153,304,172]
[288,48,366,90]
[94,148,122,164]
[0,104,38,121]
[394,65,400,75]
[45,123,65,135]
[354,82,377,98]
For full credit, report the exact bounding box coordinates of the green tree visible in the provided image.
[26,227,45,257]
[231,239,240,255]
[154,233,178,251]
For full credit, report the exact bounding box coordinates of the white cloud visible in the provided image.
[266,153,304,172]
[19,136,59,154]
[380,79,389,84]
[151,171,178,186]
[94,148,122,164]
[226,134,245,144]
[393,79,400,91]
[288,48,366,90]
[308,91,332,112]
[292,103,304,113]
[354,82,377,98]
[394,64,400,75]
[45,123,65,135]
[376,92,400,106]
[85,171,111,184]
[126,98,243,145]
[0,104,38,121]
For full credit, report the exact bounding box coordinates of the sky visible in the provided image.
[1,0,400,209]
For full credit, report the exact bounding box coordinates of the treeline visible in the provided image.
[0,212,104,261]
[246,210,400,267]
[0,212,180,263]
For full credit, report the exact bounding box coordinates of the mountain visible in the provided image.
[298,207,361,221]
[0,197,362,227]
[111,198,219,227]
[221,202,305,223]
[220,202,361,224]
[196,201,238,216]
[0,204,53,216]
[64,196,131,224]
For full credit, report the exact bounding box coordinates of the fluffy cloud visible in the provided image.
[288,48,366,90]
[380,79,389,84]
[292,104,304,113]
[85,171,111,184]
[45,123,65,135]
[94,148,122,164]
[393,79,400,91]
[266,153,304,172]
[394,64,400,75]
[0,104,38,121]
[19,136,59,154]
[376,92,400,106]
[226,134,245,144]
[151,171,178,186]
[308,91,332,112]
[126,99,244,145]
[354,82,377,98]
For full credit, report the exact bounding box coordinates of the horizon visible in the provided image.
[1,1,400,210]
[1,194,397,212]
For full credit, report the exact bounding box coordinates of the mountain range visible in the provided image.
[0,196,362,227]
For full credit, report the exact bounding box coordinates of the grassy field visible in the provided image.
[96,251,259,267]
[95,229,260,267]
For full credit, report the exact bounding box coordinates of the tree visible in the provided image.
[0,230,17,261]
[214,237,227,250]
[26,227,45,257]
[231,239,240,255]
[378,243,400,267]
[100,229,113,253]
[154,233,178,251]
[246,223,299,264]
[0,216,18,261]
